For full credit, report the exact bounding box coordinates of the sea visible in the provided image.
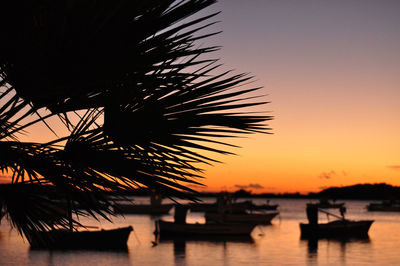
[1,198,400,266]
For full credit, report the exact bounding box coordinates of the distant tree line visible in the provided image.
[162,183,400,200]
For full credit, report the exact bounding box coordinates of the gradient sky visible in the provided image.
[190,0,400,193]
[2,1,399,194]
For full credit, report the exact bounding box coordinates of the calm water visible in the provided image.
[1,198,400,265]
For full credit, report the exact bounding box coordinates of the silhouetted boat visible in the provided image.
[115,191,173,214]
[300,204,373,239]
[315,199,345,209]
[205,211,279,225]
[187,201,250,213]
[155,205,255,237]
[366,200,400,212]
[28,226,133,249]
[187,193,252,213]
[248,200,279,211]
[115,203,173,214]
[300,220,373,239]
[155,220,256,236]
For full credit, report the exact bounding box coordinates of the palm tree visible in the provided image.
[0,0,272,242]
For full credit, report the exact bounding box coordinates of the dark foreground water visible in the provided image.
[1,198,400,265]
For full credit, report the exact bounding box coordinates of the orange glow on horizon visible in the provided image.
[2,1,400,196]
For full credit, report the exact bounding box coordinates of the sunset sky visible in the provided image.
[192,0,400,193]
[2,1,399,194]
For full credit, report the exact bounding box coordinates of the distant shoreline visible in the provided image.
[119,183,400,201]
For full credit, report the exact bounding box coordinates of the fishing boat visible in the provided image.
[299,204,373,239]
[315,199,345,209]
[187,201,250,213]
[155,220,255,236]
[29,191,133,249]
[114,192,173,215]
[155,205,256,237]
[115,203,173,214]
[28,226,133,249]
[248,200,279,211]
[188,193,253,213]
[366,200,400,212]
[205,211,279,225]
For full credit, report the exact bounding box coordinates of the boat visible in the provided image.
[155,220,256,236]
[299,204,373,239]
[205,211,279,225]
[28,191,133,249]
[300,220,373,239]
[28,226,133,249]
[187,201,250,213]
[315,199,345,209]
[366,200,400,212]
[248,200,279,211]
[155,205,256,237]
[114,191,173,215]
[187,193,252,213]
[115,203,173,214]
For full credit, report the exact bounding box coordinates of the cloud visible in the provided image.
[387,165,400,171]
[318,170,349,179]
[318,170,337,179]
[234,183,264,190]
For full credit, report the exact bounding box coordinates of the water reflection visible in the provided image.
[158,234,255,244]
[28,248,131,266]
[301,237,371,264]
[157,235,255,266]
[172,238,186,266]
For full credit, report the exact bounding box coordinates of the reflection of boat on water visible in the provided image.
[157,233,254,243]
[366,200,400,212]
[159,234,255,266]
[28,226,133,249]
[300,204,373,239]
[205,211,279,225]
[155,205,256,237]
[302,236,371,256]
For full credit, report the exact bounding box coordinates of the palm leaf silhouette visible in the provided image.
[0,0,272,242]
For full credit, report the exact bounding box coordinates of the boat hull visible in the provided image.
[205,212,279,225]
[28,226,133,249]
[250,204,278,211]
[300,220,373,239]
[155,220,255,236]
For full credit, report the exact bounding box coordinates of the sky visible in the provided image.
[1,0,399,194]
[189,0,400,193]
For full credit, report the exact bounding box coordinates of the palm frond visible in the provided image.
[0,0,273,243]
